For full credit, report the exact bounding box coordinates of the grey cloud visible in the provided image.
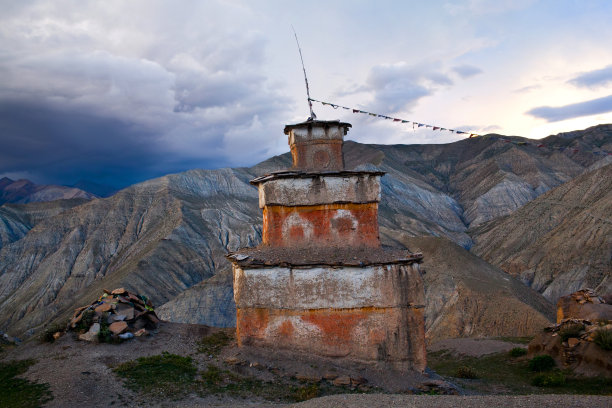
[359,62,454,113]
[568,65,612,89]
[452,64,483,79]
[0,3,294,188]
[526,94,612,122]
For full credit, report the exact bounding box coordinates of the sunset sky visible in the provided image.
[1,0,611,188]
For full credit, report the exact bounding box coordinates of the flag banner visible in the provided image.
[306,98,609,156]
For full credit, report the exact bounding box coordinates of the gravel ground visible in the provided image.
[3,327,610,408]
[289,394,612,408]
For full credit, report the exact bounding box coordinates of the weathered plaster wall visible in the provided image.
[262,203,380,247]
[233,263,426,371]
[257,174,381,208]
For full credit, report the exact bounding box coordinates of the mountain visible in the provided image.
[0,168,261,337]
[70,180,119,198]
[471,163,612,302]
[0,125,609,339]
[0,199,90,250]
[402,236,553,342]
[0,177,96,205]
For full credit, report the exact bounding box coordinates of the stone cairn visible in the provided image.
[227,120,426,371]
[68,287,160,342]
[528,289,612,377]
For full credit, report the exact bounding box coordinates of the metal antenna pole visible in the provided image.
[292,26,316,121]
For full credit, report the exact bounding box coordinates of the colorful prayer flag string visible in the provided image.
[308,98,611,156]
[309,98,481,137]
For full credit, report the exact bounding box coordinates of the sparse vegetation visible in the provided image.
[74,310,94,332]
[113,351,368,403]
[528,355,556,372]
[593,328,612,350]
[197,330,232,355]
[559,324,584,342]
[531,371,566,387]
[428,349,612,395]
[292,383,320,401]
[0,359,53,407]
[98,313,114,343]
[455,365,479,379]
[509,347,527,357]
[201,364,223,385]
[39,322,66,343]
[113,352,197,397]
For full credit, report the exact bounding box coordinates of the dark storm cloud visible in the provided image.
[568,65,612,89]
[451,64,483,79]
[0,45,291,187]
[526,94,612,122]
[0,98,209,188]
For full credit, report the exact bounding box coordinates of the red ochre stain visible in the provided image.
[278,320,295,337]
[236,308,269,344]
[237,307,393,347]
[262,203,379,247]
[301,310,368,346]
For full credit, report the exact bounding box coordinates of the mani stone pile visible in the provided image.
[69,288,160,342]
[528,289,612,377]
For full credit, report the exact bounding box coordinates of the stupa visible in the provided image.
[227,119,426,371]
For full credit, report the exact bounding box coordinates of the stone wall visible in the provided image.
[233,263,426,371]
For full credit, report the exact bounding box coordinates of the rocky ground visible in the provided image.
[2,322,610,407]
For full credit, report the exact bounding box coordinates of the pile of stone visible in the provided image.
[528,289,612,377]
[544,318,611,344]
[70,288,160,342]
[566,288,606,304]
[556,288,612,322]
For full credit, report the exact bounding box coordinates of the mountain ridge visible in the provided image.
[0,177,96,205]
[0,124,610,339]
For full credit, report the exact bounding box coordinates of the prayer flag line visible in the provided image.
[309,98,611,155]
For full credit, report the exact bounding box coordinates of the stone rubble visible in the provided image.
[66,287,160,342]
[528,289,612,377]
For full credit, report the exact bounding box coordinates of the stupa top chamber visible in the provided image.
[284,120,351,171]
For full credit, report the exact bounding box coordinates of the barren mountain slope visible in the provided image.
[0,168,261,337]
[471,163,612,302]
[394,236,553,342]
[369,124,611,228]
[0,199,90,250]
[0,177,95,205]
[0,125,608,339]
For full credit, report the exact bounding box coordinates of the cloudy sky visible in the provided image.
[1,0,611,188]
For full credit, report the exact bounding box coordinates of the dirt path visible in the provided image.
[428,338,526,357]
[290,394,612,408]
